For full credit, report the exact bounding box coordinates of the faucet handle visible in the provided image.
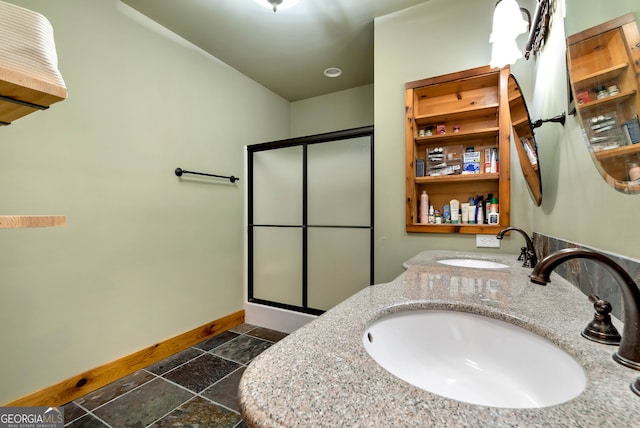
[581,295,621,345]
[632,377,640,397]
[518,247,526,261]
[523,249,538,268]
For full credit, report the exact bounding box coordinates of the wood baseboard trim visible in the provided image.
[5,309,245,407]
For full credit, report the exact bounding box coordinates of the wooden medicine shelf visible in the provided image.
[594,143,640,160]
[566,13,640,193]
[415,173,499,184]
[406,223,506,234]
[405,65,511,234]
[512,116,529,128]
[414,127,499,144]
[572,63,629,90]
[414,103,499,124]
[576,89,636,113]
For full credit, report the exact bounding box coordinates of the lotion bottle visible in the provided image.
[461,202,469,224]
[420,191,429,224]
[450,199,460,224]
[468,197,475,224]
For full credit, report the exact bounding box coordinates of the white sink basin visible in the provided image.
[437,258,509,269]
[363,309,586,408]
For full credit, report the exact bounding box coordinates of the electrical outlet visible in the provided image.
[476,234,501,248]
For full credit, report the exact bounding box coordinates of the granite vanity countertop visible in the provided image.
[238,250,639,427]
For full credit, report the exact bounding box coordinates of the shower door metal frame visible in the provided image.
[247,126,374,316]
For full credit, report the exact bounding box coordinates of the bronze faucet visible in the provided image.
[529,248,640,374]
[496,227,537,268]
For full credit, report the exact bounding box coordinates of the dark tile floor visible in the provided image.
[63,323,287,428]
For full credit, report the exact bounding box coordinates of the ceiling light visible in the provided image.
[255,0,300,13]
[323,67,342,78]
[489,0,529,68]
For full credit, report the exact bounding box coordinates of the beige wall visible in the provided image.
[0,0,289,403]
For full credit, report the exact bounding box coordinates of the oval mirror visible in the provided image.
[566,12,640,193]
[509,74,542,206]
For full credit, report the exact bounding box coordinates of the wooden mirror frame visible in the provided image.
[509,74,542,206]
[566,13,640,194]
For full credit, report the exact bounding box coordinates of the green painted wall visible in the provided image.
[531,0,640,259]
[565,0,638,35]
[0,0,289,403]
[373,0,535,282]
[4,0,640,405]
[373,0,640,285]
[290,84,374,137]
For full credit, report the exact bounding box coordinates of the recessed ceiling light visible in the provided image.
[255,0,300,12]
[323,67,342,78]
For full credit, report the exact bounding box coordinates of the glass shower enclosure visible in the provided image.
[247,126,374,315]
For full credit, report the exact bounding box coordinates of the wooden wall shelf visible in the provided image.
[0,67,67,125]
[0,215,66,229]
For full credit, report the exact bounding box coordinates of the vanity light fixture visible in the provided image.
[490,0,551,68]
[489,0,530,68]
[256,0,300,13]
[323,67,342,78]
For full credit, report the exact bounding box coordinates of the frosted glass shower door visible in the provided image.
[251,146,303,306]
[307,137,372,311]
[248,126,373,315]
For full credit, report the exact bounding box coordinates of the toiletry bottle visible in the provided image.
[490,149,498,173]
[477,202,484,224]
[488,211,499,224]
[428,205,435,224]
[450,199,460,224]
[484,194,492,224]
[420,191,429,224]
[467,197,475,224]
[475,195,484,224]
[495,149,499,172]
[488,197,499,224]
[443,204,451,223]
[461,202,469,224]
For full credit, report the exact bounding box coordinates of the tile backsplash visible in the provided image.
[533,233,640,320]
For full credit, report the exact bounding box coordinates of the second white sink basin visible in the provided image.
[363,309,586,408]
[437,258,509,269]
